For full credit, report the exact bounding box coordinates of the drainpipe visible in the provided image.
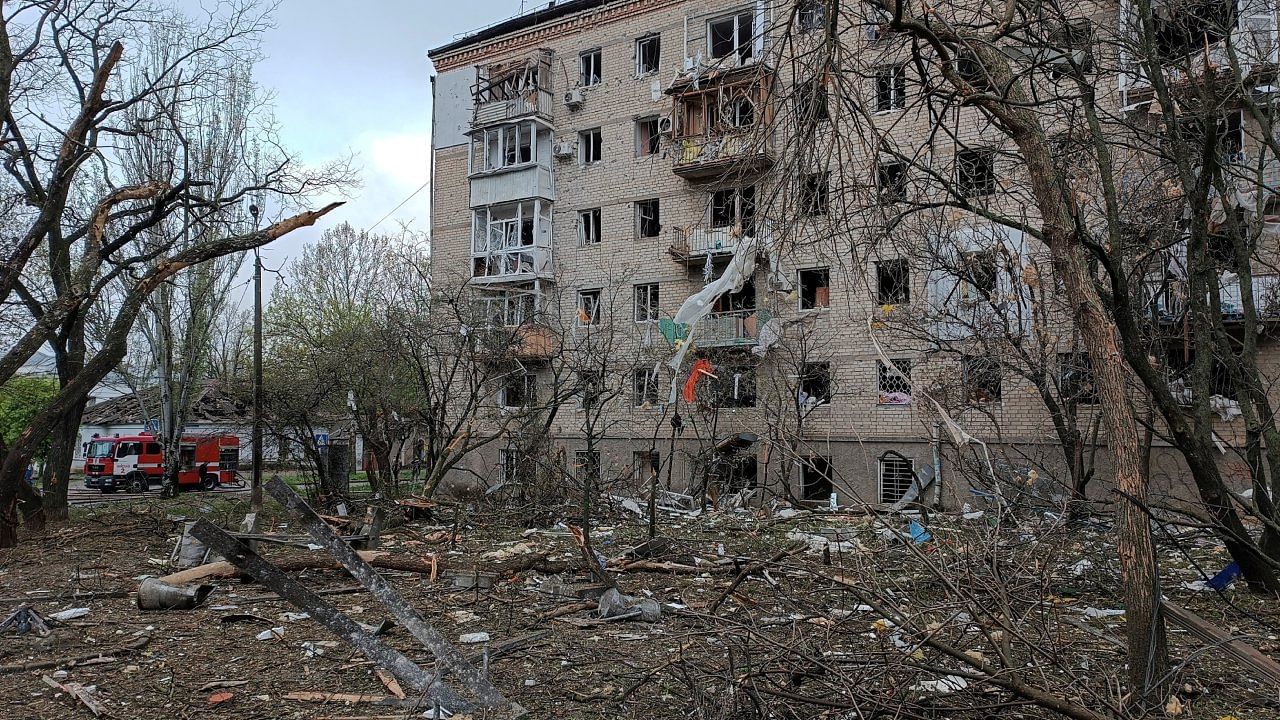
[931,422,943,511]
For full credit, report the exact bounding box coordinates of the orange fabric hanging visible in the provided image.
[683,359,715,403]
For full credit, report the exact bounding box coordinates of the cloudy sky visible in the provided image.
[235,0,530,290]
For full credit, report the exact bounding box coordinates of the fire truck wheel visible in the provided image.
[200,473,218,491]
[127,473,148,494]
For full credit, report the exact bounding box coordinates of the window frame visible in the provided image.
[632,368,660,407]
[798,267,831,311]
[956,147,996,197]
[577,288,602,326]
[878,455,914,504]
[801,172,830,215]
[635,116,661,156]
[634,282,660,322]
[579,48,602,86]
[636,198,661,238]
[962,354,1002,404]
[578,207,602,245]
[799,361,832,406]
[797,0,827,32]
[708,10,757,62]
[877,358,913,405]
[635,34,661,76]
[801,456,834,500]
[876,258,911,305]
[500,371,538,409]
[874,64,907,113]
[877,159,907,203]
[579,127,603,165]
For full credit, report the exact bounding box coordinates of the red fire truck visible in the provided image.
[82,432,241,494]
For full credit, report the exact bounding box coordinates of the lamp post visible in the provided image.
[250,202,263,513]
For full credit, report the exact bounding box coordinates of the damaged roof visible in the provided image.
[83,382,250,426]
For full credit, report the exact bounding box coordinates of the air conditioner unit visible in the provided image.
[553,141,576,158]
[564,87,585,108]
[656,116,674,135]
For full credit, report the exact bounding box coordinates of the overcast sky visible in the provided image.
[229,0,530,293]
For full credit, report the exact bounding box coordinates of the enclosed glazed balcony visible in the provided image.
[471,199,554,283]
[1147,273,1280,322]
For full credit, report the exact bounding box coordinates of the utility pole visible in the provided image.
[250,202,263,513]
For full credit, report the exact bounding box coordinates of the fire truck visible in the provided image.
[82,432,241,494]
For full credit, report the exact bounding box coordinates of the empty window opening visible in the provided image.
[712,278,757,313]
[960,250,999,303]
[578,371,603,410]
[799,362,832,406]
[633,368,660,406]
[500,372,537,408]
[476,62,542,103]
[636,116,661,156]
[798,0,827,32]
[879,455,914,503]
[801,456,833,500]
[799,267,831,310]
[636,34,661,75]
[875,65,907,112]
[801,172,829,215]
[710,186,757,234]
[726,454,759,491]
[878,359,912,404]
[580,127,603,164]
[1047,20,1095,76]
[957,148,996,197]
[636,199,661,238]
[1152,0,1237,60]
[580,48,602,86]
[709,360,757,408]
[797,79,830,122]
[709,11,756,62]
[877,160,907,202]
[633,450,661,481]
[1059,352,1099,404]
[963,355,1002,403]
[578,208,602,245]
[877,259,910,304]
[577,289,602,325]
[634,282,660,322]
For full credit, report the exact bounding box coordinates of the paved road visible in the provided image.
[67,483,249,506]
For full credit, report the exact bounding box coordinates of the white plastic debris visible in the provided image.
[1071,560,1093,577]
[255,626,286,641]
[48,608,90,622]
[1077,607,1125,619]
[459,632,491,644]
[912,676,969,694]
[283,612,310,622]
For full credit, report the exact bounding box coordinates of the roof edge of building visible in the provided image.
[429,0,609,60]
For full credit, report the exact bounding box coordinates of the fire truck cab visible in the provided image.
[83,432,240,494]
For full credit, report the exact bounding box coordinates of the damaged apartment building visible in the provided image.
[427,0,1280,506]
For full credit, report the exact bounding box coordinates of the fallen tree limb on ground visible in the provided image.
[1161,599,1280,685]
[0,633,151,674]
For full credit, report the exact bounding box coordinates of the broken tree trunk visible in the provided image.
[265,476,510,710]
[187,519,472,712]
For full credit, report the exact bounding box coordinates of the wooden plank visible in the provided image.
[1161,599,1280,685]
[265,477,510,710]
[188,519,471,712]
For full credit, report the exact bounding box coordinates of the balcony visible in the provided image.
[672,132,773,180]
[699,309,773,348]
[1147,273,1280,322]
[470,164,554,207]
[669,221,772,262]
[1120,10,1279,101]
[473,88,554,128]
[515,324,558,359]
[471,246,554,284]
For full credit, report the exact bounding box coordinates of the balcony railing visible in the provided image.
[699,309,772,348]
[672,132,773,180]
[670,221,772,261]
[471,246,553,283]
[1147,273,1280,321]
[472,89,554,128]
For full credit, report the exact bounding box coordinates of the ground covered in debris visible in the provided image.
[1,495,1278,719]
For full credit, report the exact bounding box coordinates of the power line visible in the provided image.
[369,180,430,232]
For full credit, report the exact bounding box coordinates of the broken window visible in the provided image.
[577,289,602,325]
[633,368,660,406]
[712,278,757,313]
[481,287,536,326]
[633,450,661,481]
[710,360,757,408]
[1047,19,1095,76]
[634,282,660,322]
[957,148,996,197]
[875,64,907,112]
[960,250,999,303]
[799,267,831,310]
[500,371,537,408]
[677,93,709,137]
[478,121,537,171]
[574,450,601,483]
[636,116,661,156]
[1059,352,1099,404]
[476,61,541,102]
[721,92,756,129]
[879,455,914,503]
[1152,0,1237,60]
[799,362,832,406]
[963,355,1002,403]
[878,359,912,404]
[710,185,756,233]
[801,172,829,215]
[877,259,910,304]
[709,11,756,62]
[636,199,661,238]
[578,371,603,410]
[801,456,833,500]
[877,159,907,202]
[726,454,759,491]
[578,208,602,245]
[636,34,661,75]
[580,127,602,164]
[798,0,827,32]
[796,79,830,122]
[580,48,602,86]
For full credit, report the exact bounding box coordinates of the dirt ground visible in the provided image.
[1,494,1278,719]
